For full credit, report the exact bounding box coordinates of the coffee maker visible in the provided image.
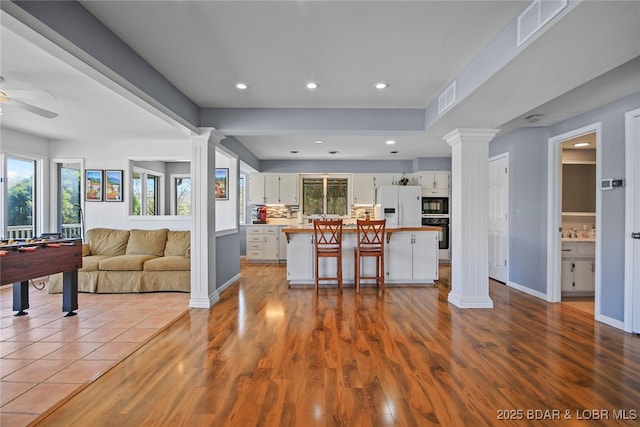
[255,206,268,224]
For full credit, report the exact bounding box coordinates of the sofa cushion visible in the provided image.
[99,254,158,271]
[87,228,130,256]
[144,256,190,271]
[80,255,113,272]
[164,231,190,257]
[126,229,169,257]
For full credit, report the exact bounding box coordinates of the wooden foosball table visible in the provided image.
[1,238,82,316]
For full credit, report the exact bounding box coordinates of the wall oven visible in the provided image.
[422,217,449,250]
[422,197,449,216]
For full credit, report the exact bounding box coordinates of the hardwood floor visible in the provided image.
[34,262,639,426]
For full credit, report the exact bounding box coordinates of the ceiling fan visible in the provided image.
[0,76,59,119]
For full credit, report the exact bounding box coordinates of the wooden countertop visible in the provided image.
[281,225,440,243]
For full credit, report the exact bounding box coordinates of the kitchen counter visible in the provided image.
[281,225,441,243]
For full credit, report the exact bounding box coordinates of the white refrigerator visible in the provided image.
[375,185,422,227]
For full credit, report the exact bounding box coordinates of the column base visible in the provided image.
[448,290,494,308]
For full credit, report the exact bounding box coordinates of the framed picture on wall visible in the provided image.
[215,168,229,200]
[85,169,103,202]
[105,170,124,202]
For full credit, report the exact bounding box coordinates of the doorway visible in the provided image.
[547,123,601,320]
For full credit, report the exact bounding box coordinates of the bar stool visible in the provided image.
[354,219,386,294]
[313,219,343,294]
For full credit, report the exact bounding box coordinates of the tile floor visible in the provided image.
[0,279,189,426]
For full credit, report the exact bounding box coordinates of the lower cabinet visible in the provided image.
[246,226,281,262]
[386,231,439,284]
[284,230,439,286]
[561,241,595,296]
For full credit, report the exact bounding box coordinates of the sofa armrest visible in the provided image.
[82,243,91,257]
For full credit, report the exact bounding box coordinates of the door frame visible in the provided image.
[624,107,640,333]
[488,152,509,283]
[546,123,602,313]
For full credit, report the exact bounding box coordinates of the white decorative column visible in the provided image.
[443,128,500,308]
[190,129,225,308]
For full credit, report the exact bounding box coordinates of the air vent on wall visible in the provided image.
[438,81,456,115]
[517,0,567,47]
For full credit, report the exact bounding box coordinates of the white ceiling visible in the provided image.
[1,1,640,161]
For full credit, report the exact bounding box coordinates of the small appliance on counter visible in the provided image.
[254,206,268,224]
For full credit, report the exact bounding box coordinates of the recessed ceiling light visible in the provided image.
[375,82,388,90]
[289,150,299,154]
[573,142,590,147]
[385,140,396,145]
[329,150,338,155]
[314,140,323,144]
[235,82,248,90]
[390,150,399,154]
[306,82,318,90]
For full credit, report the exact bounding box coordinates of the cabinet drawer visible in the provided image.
[247,242,264,250]
[248,235,264,243]
[247,250,264,259]
[264,227,279,235]
[247,227,265,235]
[561,243,595,257]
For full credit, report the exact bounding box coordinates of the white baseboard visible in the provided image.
[595,313,625,330]
[507,280,548,300]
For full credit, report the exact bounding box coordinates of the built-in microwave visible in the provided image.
[422,197,448,215]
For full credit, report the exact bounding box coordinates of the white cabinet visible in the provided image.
[249,174,298,205]
[561,241,595,296]
[352,174,376,205]
[278,174,299,205]
[386,231,439,283]
[246,226,280,262]
[418,171,450,196]
[286,233,315,282]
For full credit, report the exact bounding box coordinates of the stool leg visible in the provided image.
[338,255,343,293]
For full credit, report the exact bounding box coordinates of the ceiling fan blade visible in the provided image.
[9,98,59,119]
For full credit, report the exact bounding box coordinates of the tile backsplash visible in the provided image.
[249,205,375,223]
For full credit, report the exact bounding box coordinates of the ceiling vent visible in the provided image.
[438,81,456,115]
[517,0,567,47]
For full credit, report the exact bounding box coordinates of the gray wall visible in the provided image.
[216,232,240,289]
[490,127,549,293]
[490,91,640,322]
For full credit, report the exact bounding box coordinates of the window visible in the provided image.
[60,163,82,238]
[171,174,191,216]
[132,168,163,216]
[302,175,349,216]
[4,156,36,239]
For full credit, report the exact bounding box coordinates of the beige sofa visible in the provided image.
[49,228,190,293]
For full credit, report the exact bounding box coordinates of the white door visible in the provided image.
[488,155,509,282]
[626,109,640,333]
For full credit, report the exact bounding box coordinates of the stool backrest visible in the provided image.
[356,219,386,252]
[313,220,343,253]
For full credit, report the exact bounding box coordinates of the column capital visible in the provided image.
[443,128,501,147]
[194,128,226,144]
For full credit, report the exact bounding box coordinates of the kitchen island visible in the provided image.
[281,225,440,287]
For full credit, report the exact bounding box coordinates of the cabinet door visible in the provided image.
[412,232,439,281]
[264,234,279,260]
[574,260,595,292]
[249,174,266,205]
[278,228,288,261]
[419,172,435,190]
[352,174,375,205]
[278,174,298,205]
[264,175,280,204]
[373,174,396,189]
[287,234,314,282]
[386,232,414,281]
[434,172,450,191]
[561,260,576,292]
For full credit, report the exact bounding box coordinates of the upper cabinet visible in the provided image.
[418,171,450,196]
[249,174,298,205]
[352,174,376,205]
